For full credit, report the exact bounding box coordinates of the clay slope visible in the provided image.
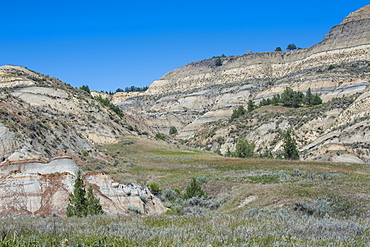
[0,65,153,163]
[0,158,166,216]
[117,5,370,163]
[118,4,370,133]
[0,65,166,216]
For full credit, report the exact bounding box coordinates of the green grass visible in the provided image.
[4,136,370,246]
[90,137,370,219]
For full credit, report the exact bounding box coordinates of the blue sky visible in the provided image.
[1,1,368,92]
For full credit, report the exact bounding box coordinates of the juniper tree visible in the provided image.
[247,100,256,112]
[229,105,246,122]
[282,129,300,160]
[86,185,104,215]
[67,170,104,217]
[233,139,255,158]
[305,88,313,105]
[310,94,322,106]
[183,178,205,199]
[67,170,87,217]
[169,126,178,136]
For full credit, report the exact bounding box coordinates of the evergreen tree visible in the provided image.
[86,185,104,215]
[259,98,268,107]
[79,85,90,93]
[282,129,299,160]
[305,88,313,105]
[310,94,322,106]
[281,87,304,108]
[67,170,87,217]
[247,100,256,112]
[233,139,255,158]
[215,57,222,66]
[286,44,297,50]
[229,105,247,122]
[67,170,104,217]
[271,94,281,105]
[169,126,178,136]
[183,178,205,199]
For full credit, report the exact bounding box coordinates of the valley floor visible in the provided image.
[2,136,370,246]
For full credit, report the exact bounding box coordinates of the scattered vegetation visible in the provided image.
[154,132,166,141]
[169,126,178,136]
[260,87,322,111]
[95,95,124,118]
[118,86,149,92]
[229,105,247,122]
[79,85,90,93]
[215,57,222,66]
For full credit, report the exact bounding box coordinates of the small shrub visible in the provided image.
[162,188,178,201]
[127,205,141,215]
[195,176,208,184]
[294,199,332,217]
[183,178,206,199]
[215,57,222,66]
[155,132,166,141]
[328,65,336,70]
[321,171,339,180]
[169,126,178,136]
[148,183,161,195]
[292,169,304,177]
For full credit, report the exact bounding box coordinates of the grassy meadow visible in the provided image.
[1,136,370,246]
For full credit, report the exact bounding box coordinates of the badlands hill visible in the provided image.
[0,65,164,216]
[0,4,369,217]
[117,4,370,164]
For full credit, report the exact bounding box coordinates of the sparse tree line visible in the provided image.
[259,87,322,108]
[78,84,148,95]
[275,43,301,51]
[224,128,299,160]
[230,87,322,123]
[95,95,124,118]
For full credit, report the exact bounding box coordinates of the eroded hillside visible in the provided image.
[116,4,370,163]
[0,65,163,216]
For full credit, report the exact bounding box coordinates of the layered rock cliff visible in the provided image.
[0,65,162,216]
[117,5,370,163]
[0,158,166,216]
[0,65,154,163]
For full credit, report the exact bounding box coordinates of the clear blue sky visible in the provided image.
[1,1,368,92]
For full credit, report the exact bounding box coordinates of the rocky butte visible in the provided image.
[117,4,370,164]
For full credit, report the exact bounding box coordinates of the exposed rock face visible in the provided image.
[119,5,370,134]
[118,5,370,163]
[0,65,153,163]
[0,158,166,216]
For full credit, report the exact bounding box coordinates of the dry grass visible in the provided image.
[2,136,370,246]
[95,136,370,217]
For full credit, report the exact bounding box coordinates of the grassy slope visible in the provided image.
[101,136,370,214]
[1,136,370,246]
